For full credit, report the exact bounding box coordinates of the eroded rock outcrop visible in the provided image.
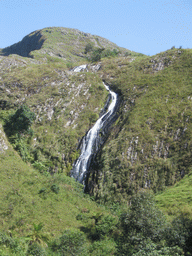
[0,124,8,153]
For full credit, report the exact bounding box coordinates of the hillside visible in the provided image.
[87,48,192,210]
[0,27,192,255]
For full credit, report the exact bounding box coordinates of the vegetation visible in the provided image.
[88,48,192,208]
[0,188,191,255]
[0,27,192,255]
[84,43,120,62]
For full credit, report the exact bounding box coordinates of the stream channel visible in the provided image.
[71,80,118,184]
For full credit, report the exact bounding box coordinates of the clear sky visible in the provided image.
[0,0,191,56]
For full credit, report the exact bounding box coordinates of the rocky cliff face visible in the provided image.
[0,54,110,174]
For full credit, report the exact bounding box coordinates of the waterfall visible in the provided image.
[71,82,118,184]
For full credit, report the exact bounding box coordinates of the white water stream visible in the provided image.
[71,82,118,183]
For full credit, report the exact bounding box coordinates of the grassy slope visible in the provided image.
[155,170,192,218]
[87,49,192,213]
[0,127,108,239]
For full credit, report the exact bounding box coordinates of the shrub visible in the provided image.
[90,52,101,62]
[165,215,192,255]
[132,240,183,256]
[118,192,167,255]
[26,243,47,256]
[5,104,35,135]
[0,232,18,249]
[32,161,47,173]
[51,229,87,256]
[84,43,93,54]
[51,184,60,194]
[89,239,117,256]
[95,214,118,239]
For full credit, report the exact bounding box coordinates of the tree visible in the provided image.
[5,104,36,136]
[84,43,93,54]
[4,105,36,161]
[117,192,167,255]
[51,229,87,256]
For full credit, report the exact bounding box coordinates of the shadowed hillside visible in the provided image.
[1,30,45,57]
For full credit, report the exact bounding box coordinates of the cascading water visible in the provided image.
[71,82,118,184]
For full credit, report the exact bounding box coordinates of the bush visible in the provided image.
[89,239,117,256]
[26,243,47,256]
[95,215,118,239]
[5,104,35,135]
[32,161,47,173]
[165,215,192,255]
[84,43,93,54]
[51,229,87,256]
[118,192,167,255]
[132,240,183,256]
[90,52,101,62]
[51,184,60,194]
[101,49,119,58]
[0,232,18,249]
[4,105,36,162]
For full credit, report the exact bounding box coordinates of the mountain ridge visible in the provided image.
[0,27,137,63]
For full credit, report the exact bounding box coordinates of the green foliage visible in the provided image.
[90,50,102,62]
[51,229,87,256]
[26,243,47,256]
[5,105,35,135]
[91,49,192,206]
[155,170,192,217]
[3,105,35,162]
[89,239,117,256]
[101,48,119,58]
[89,47,119,62]
[32,161,47,173]
[51,184,60,194]
[94,214,118,239]
[132,241,183,256]
[165,215,192,254]
[27,223,49,247]
[117,192,172,255]
[0,232,18,250]
[84,43,93,54]
[10,134,32,162]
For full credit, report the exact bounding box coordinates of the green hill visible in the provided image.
[0,27,192,255]
[0,123,116,255]
[87,48,192,208]
[0,27,134,62]
[155,170,192,217]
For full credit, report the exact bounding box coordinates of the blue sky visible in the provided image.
[0,0,191,56]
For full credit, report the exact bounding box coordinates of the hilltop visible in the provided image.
[0,27,136,62]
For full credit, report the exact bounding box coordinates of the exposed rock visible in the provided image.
[72,64,88,72]
[0,124,8,153]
